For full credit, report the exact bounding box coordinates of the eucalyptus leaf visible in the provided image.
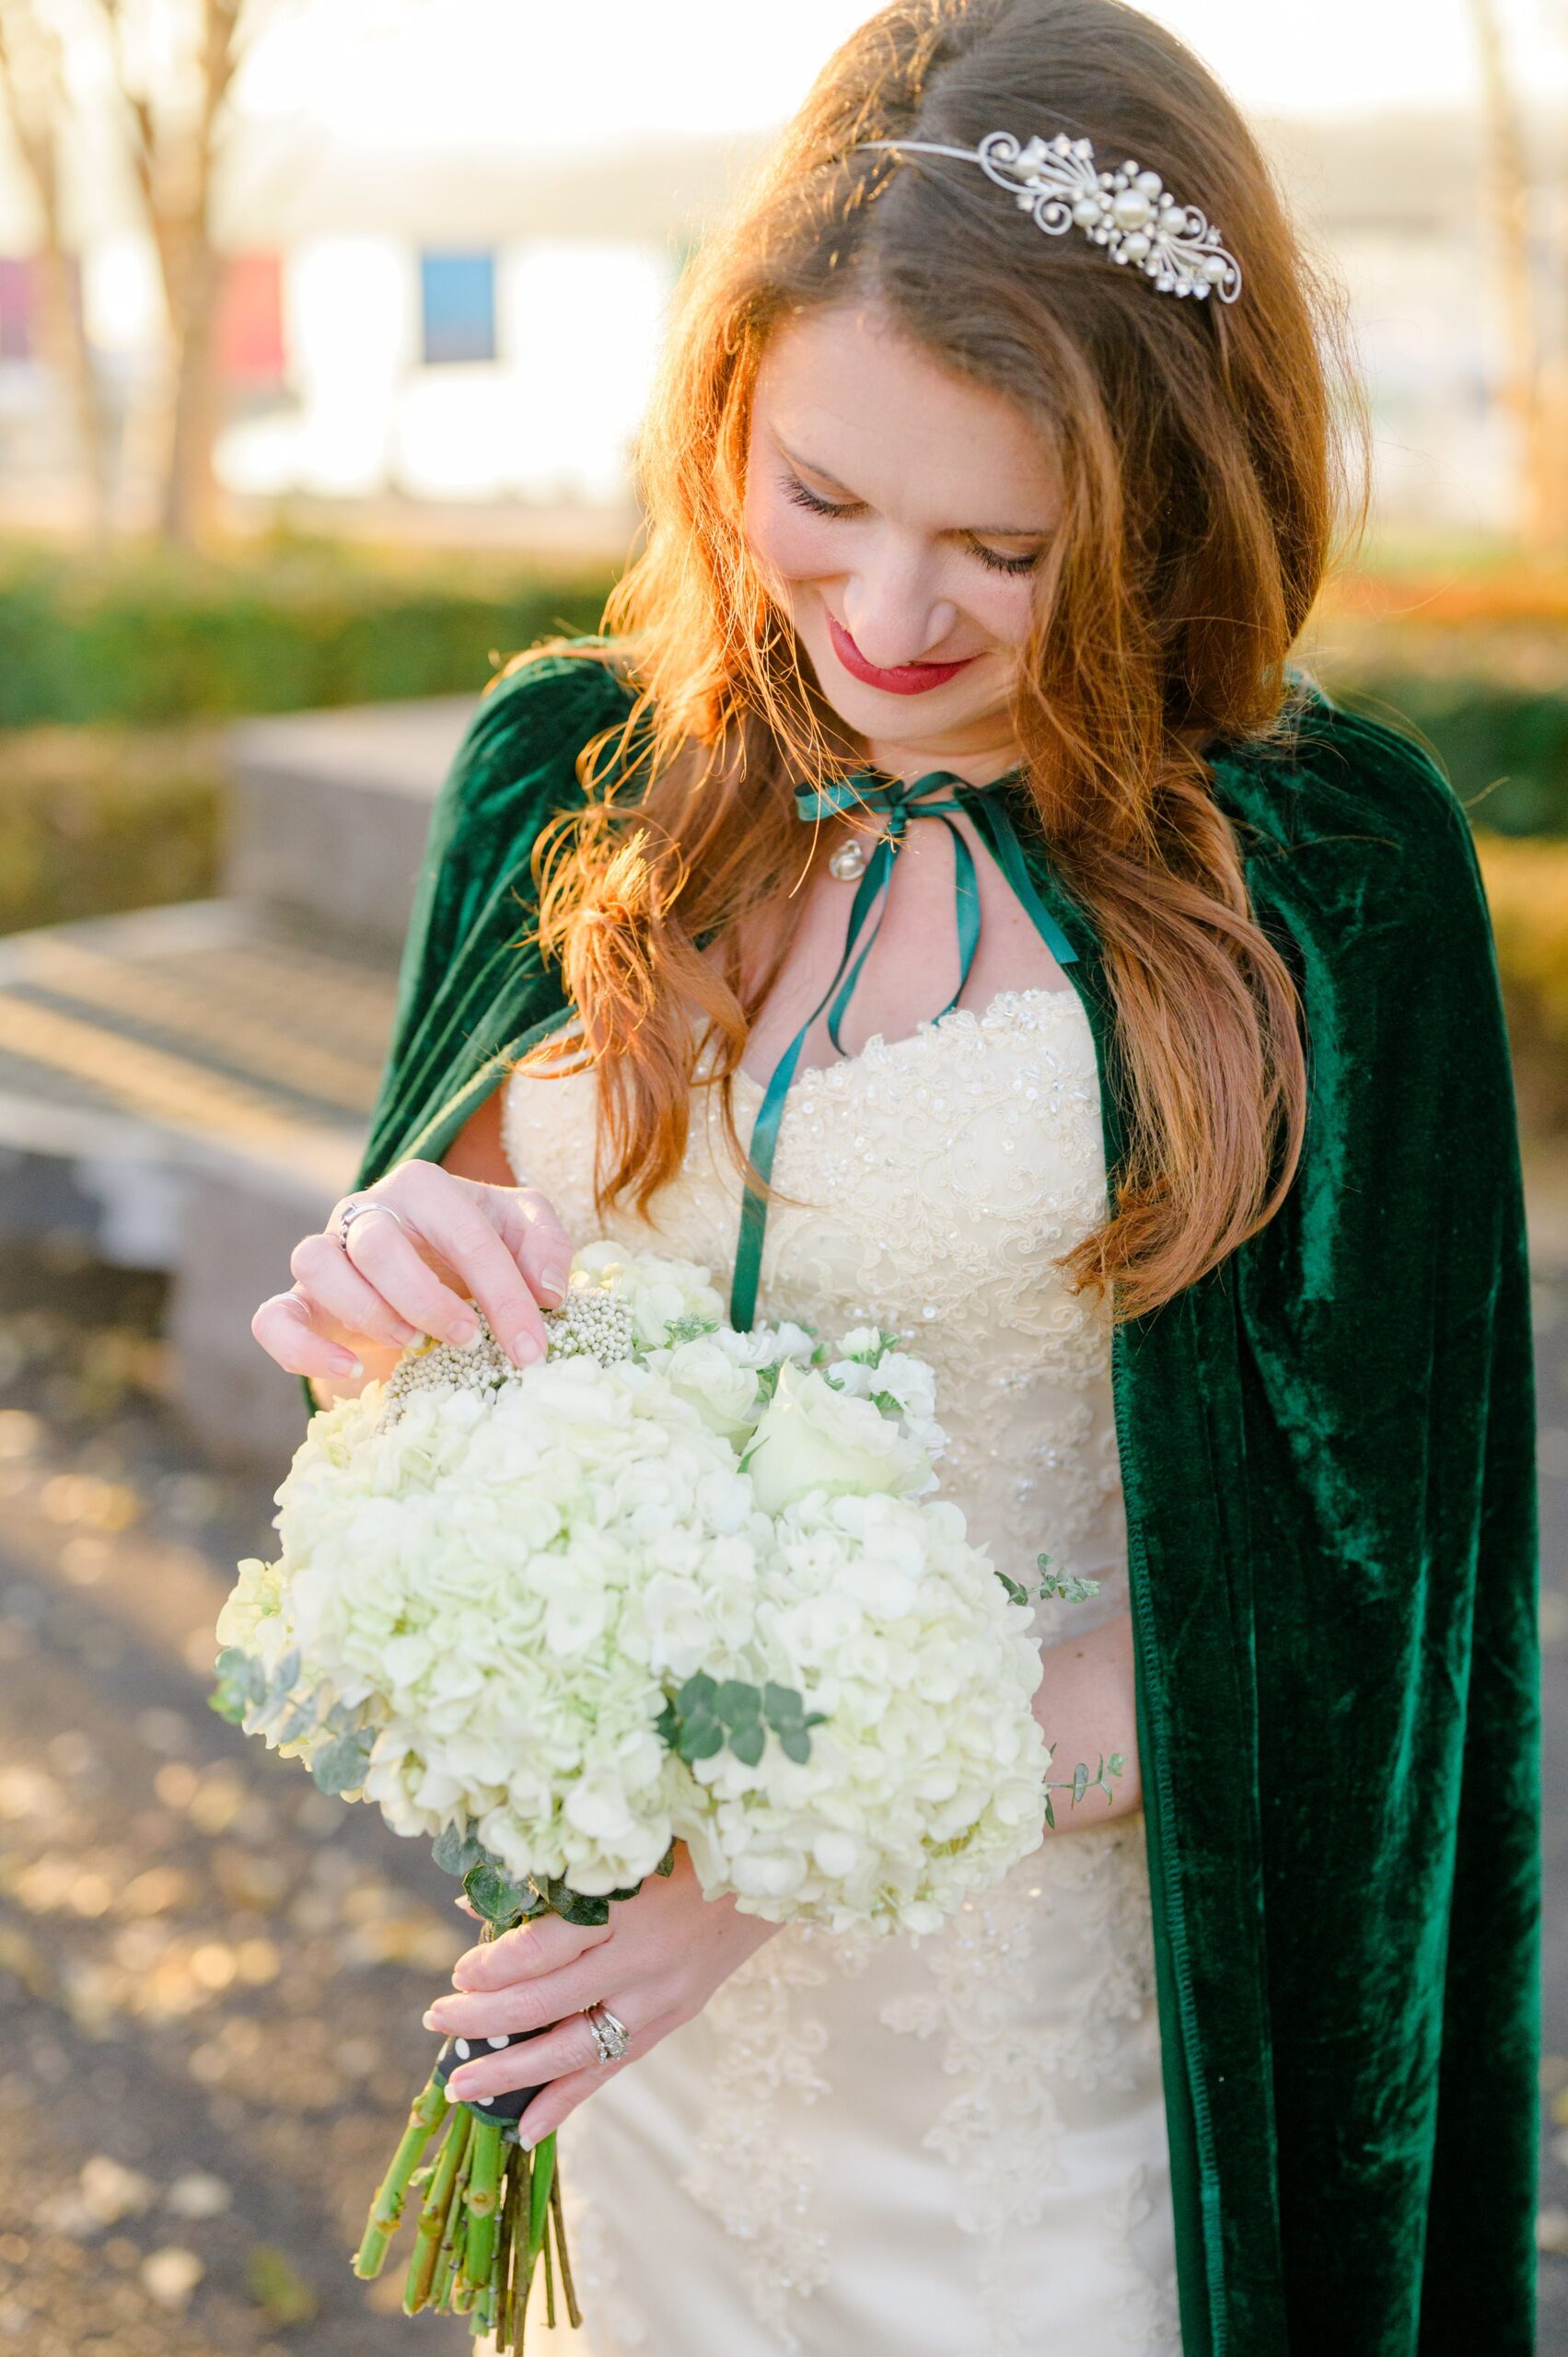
[728,1721,766,1767]
[463,1860,532,1924]
[539,1877,610,1928]
[678,1715,725,1763]
[309,1731,374,1795]
[432,1823,486,1877]
[714,1679,761,1725]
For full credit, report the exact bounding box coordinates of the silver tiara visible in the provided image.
[856,129,1242,304]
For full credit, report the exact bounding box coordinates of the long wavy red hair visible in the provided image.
[503,0,1369,1322]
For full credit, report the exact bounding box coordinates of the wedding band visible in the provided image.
[583,2003,631,2065]
[334,1198,412,1254]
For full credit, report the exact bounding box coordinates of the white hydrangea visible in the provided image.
[271,1355,772,1895]
[215,1242,1051,1933]
[672,1488,1050,1936]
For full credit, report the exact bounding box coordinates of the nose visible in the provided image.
[841,550,959,668]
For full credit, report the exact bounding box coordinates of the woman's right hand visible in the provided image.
[251,1160,575,1389]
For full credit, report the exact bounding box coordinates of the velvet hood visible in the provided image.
[320,647,1541,2355]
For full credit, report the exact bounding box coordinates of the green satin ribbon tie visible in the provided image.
[728,767,1079,1331]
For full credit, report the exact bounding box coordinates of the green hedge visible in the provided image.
[1307,666,1568,839]
[0,546,1562,837]
[0,726,224,935]
[0,542,616,727]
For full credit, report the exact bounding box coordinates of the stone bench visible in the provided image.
[0,696,477,1466]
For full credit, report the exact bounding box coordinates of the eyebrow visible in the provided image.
[775,435,1052,540]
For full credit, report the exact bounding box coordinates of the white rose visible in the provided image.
[743,1361,934,1515]
[665,1338,761,1437]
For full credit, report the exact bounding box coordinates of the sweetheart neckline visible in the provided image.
[730,981,1087,1097]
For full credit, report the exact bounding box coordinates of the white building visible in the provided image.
[0,112,1561,536]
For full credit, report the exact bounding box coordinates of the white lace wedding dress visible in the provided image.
[501,984,1181,2357]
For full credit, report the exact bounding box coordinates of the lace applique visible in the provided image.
[678,1926,843,2347]
[877,1823,1162,2354]
[542,2136,651,2352]
[1098,2162,1185,2354]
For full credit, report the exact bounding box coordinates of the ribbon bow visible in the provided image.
[728,766,1079,1330]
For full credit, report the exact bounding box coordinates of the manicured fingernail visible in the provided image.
[449,1318,479,1346]
[515,2131,535,2152]
[445,2082,461,2103]
[511,1331,542,1366]
[540,1263,570,1305]
[422,2009,440,2030]
[331,1353,364,1376]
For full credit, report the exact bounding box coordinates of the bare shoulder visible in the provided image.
[440,1083,514,1187]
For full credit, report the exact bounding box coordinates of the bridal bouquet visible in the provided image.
[212,1244,1109,2345]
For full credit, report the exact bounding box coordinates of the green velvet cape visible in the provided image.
[327,647,1541,2354]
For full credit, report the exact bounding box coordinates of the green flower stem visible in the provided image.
[490,2158,514,2338]
[354,2071,447,2278]
[402,2108,465,2313]
[550,2161,583,2329]
[541,2187,557,2328]
[446,2124,478,2319]
[528,2131,557,2272]
[428,2115,475,2314]
[459,2115,505,2294]
[443,2131,477,2312]
[505,2148,533,2351]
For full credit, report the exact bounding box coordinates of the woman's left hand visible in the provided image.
[421,1844,781,2144]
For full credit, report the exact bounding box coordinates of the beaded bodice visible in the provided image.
[501,985,1132,1646]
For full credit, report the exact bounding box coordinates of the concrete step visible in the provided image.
[226,695,474,945]
[0,896,401,1465]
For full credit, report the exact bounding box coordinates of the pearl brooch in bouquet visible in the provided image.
[210,1247,1113,2345]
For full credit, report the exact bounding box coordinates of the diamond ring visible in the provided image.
[583,2003,631,2065]
[333,1198,412,1254]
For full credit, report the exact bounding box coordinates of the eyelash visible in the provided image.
[779,473,1040,577]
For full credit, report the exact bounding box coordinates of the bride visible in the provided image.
[250,3,1541,2352]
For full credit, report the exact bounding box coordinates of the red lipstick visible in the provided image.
[826,610,975,697]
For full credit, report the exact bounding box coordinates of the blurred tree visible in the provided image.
[0,0,110,539]
[1467,0,1566,552]
[88,0,267,550]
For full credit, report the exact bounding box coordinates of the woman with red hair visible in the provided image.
[253,5,1540,2350]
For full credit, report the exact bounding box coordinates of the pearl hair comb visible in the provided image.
[855,129,1242,303]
